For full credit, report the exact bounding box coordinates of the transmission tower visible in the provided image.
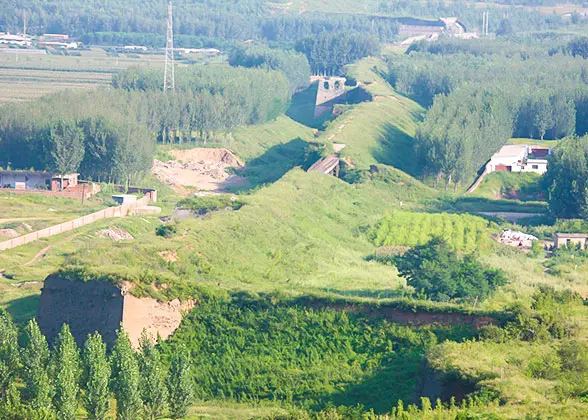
[164,1,175,92]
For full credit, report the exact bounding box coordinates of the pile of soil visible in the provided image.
[96,227,134,241]
[0,229,19,238]
[152,148,247,193]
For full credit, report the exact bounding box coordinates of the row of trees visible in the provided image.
[228,45,310,92]
[0,65,293,180]
[388,40,588,187]
[1,0,577,45]
[545,135,588,219]
[295,32,380,76]
[0,311,193,420]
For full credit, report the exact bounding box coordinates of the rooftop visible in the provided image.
[555,233,588,239]
[492,144,527,159]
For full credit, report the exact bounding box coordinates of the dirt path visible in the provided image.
[22,246,52,267]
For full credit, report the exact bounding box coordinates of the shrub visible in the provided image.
[393,237,508,302]
[177,195,243,216]
[156,224,177,238]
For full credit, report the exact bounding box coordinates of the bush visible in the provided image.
[177,195,243,216]
[156,224,177,238]
[393,237,508,302]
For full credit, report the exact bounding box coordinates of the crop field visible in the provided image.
[370,211,495,252]
[0,48,177,102]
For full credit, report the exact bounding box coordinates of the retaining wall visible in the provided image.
[0,195,151,251]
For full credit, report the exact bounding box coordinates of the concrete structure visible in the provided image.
[314,76,347,118]
[0,33,32,47]
[112,194,138,205]
[0,170,79,191]
[554,233,588,250]
[308,155,340,177]
[398,17,466,38]
[486,145,552,175]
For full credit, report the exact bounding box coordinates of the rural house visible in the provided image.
[0,170,79,191]
[554,233,588,250]
[486,144,552,175]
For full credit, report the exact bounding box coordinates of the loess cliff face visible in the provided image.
[37,275,124,347]
[37,275,193,347]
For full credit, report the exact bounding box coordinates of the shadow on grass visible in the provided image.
[429,196,549,215]
[373,123,420,178]
[6,294,40,324]
[230,138,312,192]
[287,82,331,130]
[318,288,408,300]
[319,351,424,413]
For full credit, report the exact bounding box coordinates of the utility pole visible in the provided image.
[164,1,175,92]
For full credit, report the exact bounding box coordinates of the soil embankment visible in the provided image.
[37,275,192,347]
[152,148,248,193]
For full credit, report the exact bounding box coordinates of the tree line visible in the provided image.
[386,39,588,188]
[545,135,588,220]
[295,32,380,76]
[229,45,310,92]
[2,0,579,48]
[0,65,292,183]
[0,311,193,419]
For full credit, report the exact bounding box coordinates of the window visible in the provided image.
[532,165,539,170]
[323,81,330,90]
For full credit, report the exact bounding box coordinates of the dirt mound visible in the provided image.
[0,229,19,238]
[152,148,248,194]
[97,227,134,241]
[159,250,178,263]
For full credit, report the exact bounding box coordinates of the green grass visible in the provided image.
[314,58,425,176]
[508,137,560,147]
[473,172,546,201]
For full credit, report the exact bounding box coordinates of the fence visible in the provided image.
[0,196,151,251]
[0,182,101,201]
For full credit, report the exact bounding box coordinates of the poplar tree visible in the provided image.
[52,325,81,420]
[166,345,193,419]
[110,329,141,420]
[0,309,20,398]
[83,333,111,420]
[138,330,167,419]
[21,319,54,415]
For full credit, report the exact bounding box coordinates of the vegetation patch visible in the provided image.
[369,211,495,252]
[177,195,244,216]
[159,292,477,413]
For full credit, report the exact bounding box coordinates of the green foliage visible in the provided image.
[20,319,54,415]
[45,120,85,176]
[369,211,494,252]
[155,223,177,239]
[82,332,111,420]
[296,32,380,75]
[166,344,193,419]
[229,45,311,92]
[177,195,244,216]
[110,329,141,420]
[159,293,472,413]
[0,309,20,396]
[138,331,167,419]
[394,238,508,302]
[545,135,588,219]
[52,324,81,420]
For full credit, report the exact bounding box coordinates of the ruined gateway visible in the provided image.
[37,274,193,347]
